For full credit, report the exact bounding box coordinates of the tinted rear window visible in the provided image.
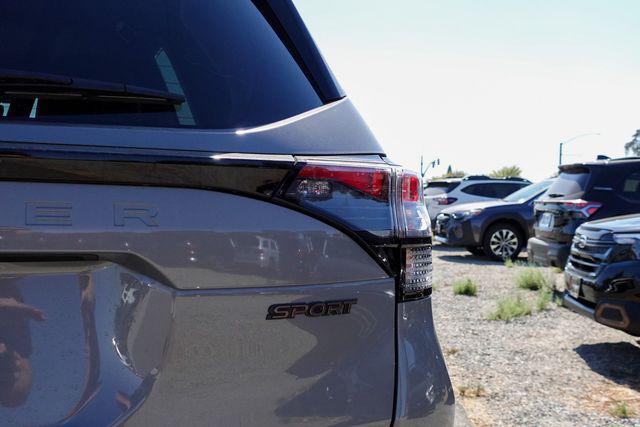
[546,169,590,198]
[0,0,323,129]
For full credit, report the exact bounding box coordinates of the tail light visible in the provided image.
[560,199,602,218]
[396,171,432,299]
[435,197,457,206]
[279,161,432,301]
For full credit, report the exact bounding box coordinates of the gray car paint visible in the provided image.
[0,99,384,156]
[395,298,455,426]
[0,182,387,289]
[0,182,397,426]
[127,279,395,426]
[0,262,172,425]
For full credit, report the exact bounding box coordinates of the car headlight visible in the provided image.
[612,233,640,259]
[451,208,484,220]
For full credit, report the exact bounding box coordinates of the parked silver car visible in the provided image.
[0,0,453,425]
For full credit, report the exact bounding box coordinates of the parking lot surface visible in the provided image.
[432,244,640,426]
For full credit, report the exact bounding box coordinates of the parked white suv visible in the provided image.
[425,175,531,221]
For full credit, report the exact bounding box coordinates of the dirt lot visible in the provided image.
[431,244,640,426]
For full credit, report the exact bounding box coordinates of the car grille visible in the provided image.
[566,232,614,276]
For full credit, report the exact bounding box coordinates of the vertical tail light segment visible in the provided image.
[281,161,432,301]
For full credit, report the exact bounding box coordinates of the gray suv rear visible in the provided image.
[0,1,453,425]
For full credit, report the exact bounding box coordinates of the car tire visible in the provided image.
[482,223,523,261]
[466,246,486,257]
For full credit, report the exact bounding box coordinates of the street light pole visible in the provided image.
[558,132,601,166]
[420,156,440,179]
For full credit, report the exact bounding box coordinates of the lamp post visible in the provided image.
[420,156,440,180]
[559,132,601,166]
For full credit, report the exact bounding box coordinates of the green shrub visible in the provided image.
[487,295,532,321]
[516,268,553,291]
[504,258,514,268]
[610,402,635,419]
[554,294,564,307]
[536,288,553,311]
[453,279,478,296]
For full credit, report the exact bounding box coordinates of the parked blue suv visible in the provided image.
[435,180,552,260]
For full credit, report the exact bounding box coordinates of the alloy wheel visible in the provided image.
[489,229,519,259]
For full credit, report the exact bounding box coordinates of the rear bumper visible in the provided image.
[563,262,640,336]
[527,237,570,268]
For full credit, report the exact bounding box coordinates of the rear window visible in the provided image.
[425,181,460,196]
[0,0,324,129]
[619,171,640,202]
[546,169,590,198]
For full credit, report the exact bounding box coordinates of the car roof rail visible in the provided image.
[462,175,530,182]
[610,156,640,162]
[501,176,531,182]
[462,175,491,181]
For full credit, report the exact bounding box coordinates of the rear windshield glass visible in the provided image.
[425,181,460,196]
[0,0,323,129]
[546,170,590,198]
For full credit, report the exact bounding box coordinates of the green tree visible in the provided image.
[625,129,640,156]
[489,165,522,178]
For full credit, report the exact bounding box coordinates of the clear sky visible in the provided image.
[293,0,640,181]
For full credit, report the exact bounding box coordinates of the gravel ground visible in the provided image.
[431,244,640,427]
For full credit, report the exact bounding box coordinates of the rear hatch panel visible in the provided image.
[0,180,395,426]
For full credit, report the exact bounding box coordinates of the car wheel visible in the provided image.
[466,246,486,257]
[483,223,523,261]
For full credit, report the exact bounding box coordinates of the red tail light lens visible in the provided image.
[436,197,457,206]
[284,163,393,235]
[297,165,389,201]
[401,174,420,202]
[396,171,431,238]
[560,199,602,218]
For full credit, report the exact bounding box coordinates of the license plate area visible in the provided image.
[566,273,581,298]
[538,212,555,231]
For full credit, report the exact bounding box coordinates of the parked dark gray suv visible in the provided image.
[529,158,640,268]
[563,215,640,336]
[0,1,453,425]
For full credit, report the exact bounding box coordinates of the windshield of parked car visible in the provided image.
[0,0,324,129]
[503,180,552,203]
